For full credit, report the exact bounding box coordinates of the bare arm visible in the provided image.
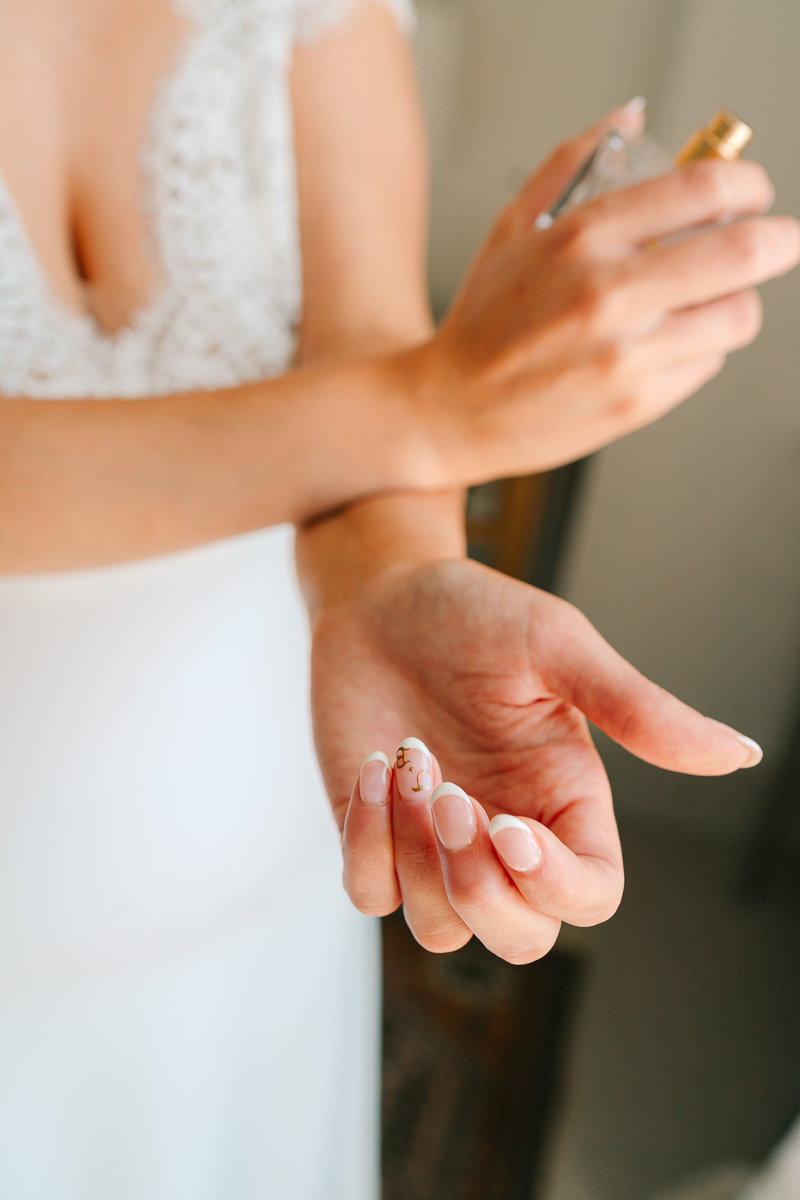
[3,4,798,576]
[0,350,442,574]
[290,0,466,618]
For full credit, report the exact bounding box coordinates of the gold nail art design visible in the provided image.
[396,746,431,793]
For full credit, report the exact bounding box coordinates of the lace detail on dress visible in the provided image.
[0,0,412,403]
[293,0,415,44]
[137,0,302,395]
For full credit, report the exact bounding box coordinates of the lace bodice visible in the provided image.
[0,0,413,401]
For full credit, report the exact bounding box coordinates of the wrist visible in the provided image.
[296,489,467,623]
[374,342,451,493]
[241,346,450,529]
[392,336,470,492]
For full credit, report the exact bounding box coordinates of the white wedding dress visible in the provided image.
[0,1,412,1197]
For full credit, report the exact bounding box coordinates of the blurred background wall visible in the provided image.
[415,0,800,846]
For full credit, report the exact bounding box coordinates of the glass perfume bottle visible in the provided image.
[535,110,753,229]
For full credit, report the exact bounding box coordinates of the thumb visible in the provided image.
[507,96,647,232]
[538,599,762,776]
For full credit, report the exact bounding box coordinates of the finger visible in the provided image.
[633,290,762,374]
[502,97,646,233]
[482,720,624,926]
[584,158,776,248]
[536,598,763,774]
[584,302,745,437]
[392,738,471,953]
[616,352,727,430]
[341,752,401,916]
[630,214,800,315]
[430,785,561,964]
[489,813,624,928]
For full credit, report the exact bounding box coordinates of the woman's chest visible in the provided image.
[0,1,192,331]
[0,0,302,397]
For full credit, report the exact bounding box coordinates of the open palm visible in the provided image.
[311,558,759,962]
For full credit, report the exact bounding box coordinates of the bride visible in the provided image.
[0,0,796,1196]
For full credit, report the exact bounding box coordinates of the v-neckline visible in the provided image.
[0,1,199,342]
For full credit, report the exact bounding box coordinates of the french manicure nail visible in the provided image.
[489,815,543,873]
[620,95,646,119]
[735,734,763,768]
[360,751,391,807]
[431,783,477,851]
[709,719,764,768]
[395,737,434,803]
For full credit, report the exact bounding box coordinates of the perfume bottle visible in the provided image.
[535,110,753,229]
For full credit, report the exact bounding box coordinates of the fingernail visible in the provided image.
[360,751,391,807]
[394,737,434,803]
[735,735,763,768]
[489,815,543,873]
[619,95,646,119]
[431,783,477,851]
[710,720,764,768]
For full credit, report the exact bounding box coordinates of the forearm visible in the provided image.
[0,350,440,574]
[296,487,467,625]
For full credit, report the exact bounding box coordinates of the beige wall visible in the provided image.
[416,0,800,840]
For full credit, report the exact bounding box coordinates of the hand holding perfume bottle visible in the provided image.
[425,102,799,487]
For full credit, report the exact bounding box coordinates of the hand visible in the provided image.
[311,558,761,963]
[409,104,800,486]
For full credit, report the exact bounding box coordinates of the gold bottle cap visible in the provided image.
[675,110,753,164]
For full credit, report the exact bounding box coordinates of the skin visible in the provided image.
[1,2,799,571]
[0,0,794,958]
